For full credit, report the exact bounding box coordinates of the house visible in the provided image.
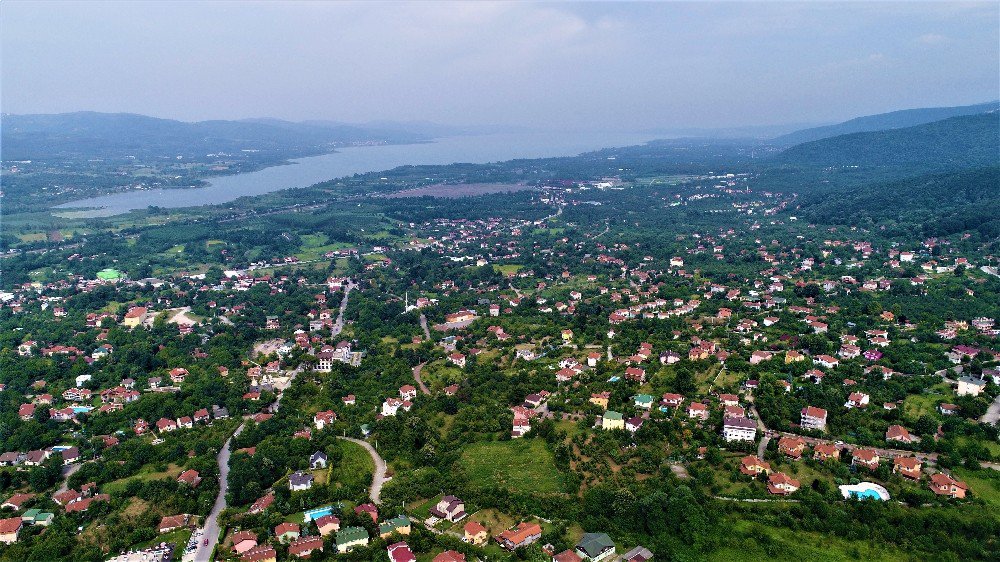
[2,493,33,511]
[156,418,178,433]
[739,455,771,477]
[231,530,258,554]
[355,503,378,522]
[930,473,968,499]
[249,492,274,515]
[158,514,190,534]
[718,393,739,407]
[497,522,543,550]
[429,495,466,522]
[464,521,489,545]
[575,532,616,562]
[240,545,277,562]
[813,443,840,461]
[336,526,370,553]
[956,376,986,397]
[767,472,801,495]
[315,514,340,536]
[852,449,880,470]
[722,416,756,442]
[886,425,917,444]
[602,411,624,431]
[625,417,644,432]
[815,355,839,369]
[448,353,467,368]
[661,393,684,408]
[590,392,611,409]
[178,469,202,487]
[388,541,416,562]
[434,550,467,562]
[622,546,654,562]
[633,394,654,409]
[893,457,922,480]
[310,451,328,469]
[800,406,828,431]
[938,403,959,416]
[379,515,412,538]
[288,535,324,558]
[778,436,807,459]
[687,402,709,420]
[624,367,646,383]
[400,385,418,401]
[18,403,35,421]
[122,307,147,328]
[275,522,301,543]
[289,471,314,491]
[845,392,870,409]
[313,410,337,430]
[0,517,22,544]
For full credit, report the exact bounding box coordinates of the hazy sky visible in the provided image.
[2,1,997,130]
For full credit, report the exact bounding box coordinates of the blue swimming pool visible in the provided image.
[71,406,93,414]
[850,489,882,500]
[303,506,334,522]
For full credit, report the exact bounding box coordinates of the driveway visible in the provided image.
[337,436,387,504]
[981,393,1000,426]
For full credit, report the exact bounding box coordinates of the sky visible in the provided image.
[2,1,998,131]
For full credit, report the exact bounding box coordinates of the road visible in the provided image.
[194,421,246,562]
[749,404,770,458]
[762,429,939,464]
[981,393,1000,426]
[56,463,82,494]
[332,282,354,338]
[419,314,431,340]
[337,436,387,504]
[413,362,430,395]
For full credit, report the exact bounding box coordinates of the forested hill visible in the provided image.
[773,101,998,145]
[796,166,1000,240]
[1,112,427,160]
[773,112,999,171]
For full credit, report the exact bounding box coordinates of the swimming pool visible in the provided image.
[608,376,621,383]
[303,505,334,522]
[71,406,93,414]
[839,482,889,501]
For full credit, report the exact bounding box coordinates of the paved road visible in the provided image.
[337,436,387,504]
[419,314,431,340]
[413,362,430,395]
[332,282,354,338]
[56,463,82,494]
[981,393,1000,426]
[749,404,770,458]
[194,422,246,562]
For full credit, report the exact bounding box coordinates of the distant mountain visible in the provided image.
[773,101,998,146]
[1,112,428,161]
[774,112,999,171]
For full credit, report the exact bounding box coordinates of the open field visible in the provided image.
[333,438,375,490]
[707,519,918,562]
[460,439,564,493]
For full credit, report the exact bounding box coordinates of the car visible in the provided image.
[203,539,209,546]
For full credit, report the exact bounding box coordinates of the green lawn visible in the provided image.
[493,264,523,275]
[902,383,952,418]
[460,439,564,494]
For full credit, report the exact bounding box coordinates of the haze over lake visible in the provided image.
[55,132,657,217]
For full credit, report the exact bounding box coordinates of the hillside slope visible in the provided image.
[773,101,998,145]
[774,113,999,171]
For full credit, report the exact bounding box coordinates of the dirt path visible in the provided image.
[419,314,431,340]
[337,436,387,504]
[413,362,430,395]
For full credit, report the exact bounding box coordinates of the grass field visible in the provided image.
[333,439,375,491]
[460,439,564,493]
[902,383,952,418]
[493,264,523,276]
[707,519,917,561]
[103,463,184,495]
[953,468,1000,507]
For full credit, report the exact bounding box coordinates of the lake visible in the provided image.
[54,132,657,217]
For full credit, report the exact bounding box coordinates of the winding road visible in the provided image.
[192,281,355,560]
[981,393,1000,426]
[337,436,387,504]
[419,313,431,340]
[194,421,246,562]
[412,362,430,395]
